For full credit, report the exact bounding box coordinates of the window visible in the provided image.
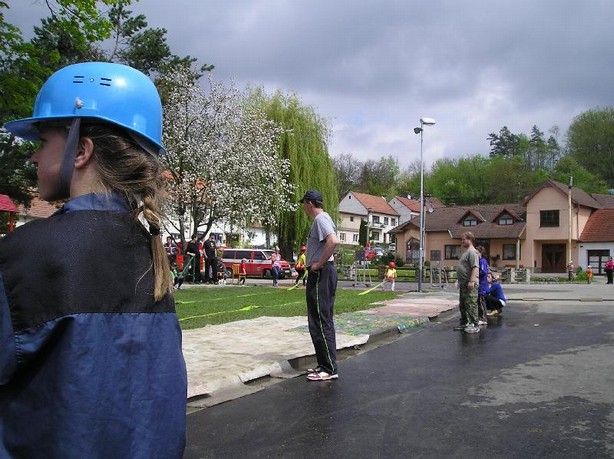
[372,215,380,224]
[498,213,514,225]
[430,250,441,261]
[352,234,359,243]
[445,245,461,260]
[463,216,477,226]
[391,218,397,226]
[384,217,389,225]
[502,244,518,260]
[350,216,354,222]
[339,232,346,242]
[235,250,251,260]
[370,230,380,241]
[540,210,559,227]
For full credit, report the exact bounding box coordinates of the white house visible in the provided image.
[338,192,400,245]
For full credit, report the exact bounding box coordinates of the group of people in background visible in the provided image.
[455,231,507,334]
[165,233,221,285]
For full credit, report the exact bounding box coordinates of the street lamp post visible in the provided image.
[414,117,436,292]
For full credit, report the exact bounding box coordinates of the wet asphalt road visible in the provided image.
[184,289,614,458]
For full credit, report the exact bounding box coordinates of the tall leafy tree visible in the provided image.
[567,107,614,187]
[332,152,362,199]
[160,70,294,246]
[488,126,521,159]
[0,0,212,205]
[247,88,337,260]
[0,0,113,204]
[358,155,400,198]
[551,156,609,194]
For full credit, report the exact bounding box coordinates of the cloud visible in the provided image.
[5,0,614,170]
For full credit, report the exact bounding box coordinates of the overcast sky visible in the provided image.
[6,0,614,170]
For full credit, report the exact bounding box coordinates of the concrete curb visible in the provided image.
[184,293,457,408]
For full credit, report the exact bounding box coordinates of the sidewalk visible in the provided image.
[183,289,459,408]
[183,280,614,409]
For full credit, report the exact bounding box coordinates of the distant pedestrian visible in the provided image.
[586,265,593,284]
[294,245,307,286]
[185,234,202,283]
[605,257,614,284]
[165,235,178,263]
[171,262,185,290]
[203,233,218,284]
[271,248,281,287]
[301,190,339,381]
[382,261,397,291]
[239,258,248,285]
[567,260,575,282]
[455,231,481,334]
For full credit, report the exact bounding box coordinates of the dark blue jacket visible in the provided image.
[486,281,507,305]
[478,257,489,295]
[0,194,186,458]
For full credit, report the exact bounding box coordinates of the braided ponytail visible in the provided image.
[81,124,171,301]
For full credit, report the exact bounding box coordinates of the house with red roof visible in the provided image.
[337,192,400,245]
[388,179,614,274]
[388,195,445,225]
[389,203,526,269]
[0,194,19,235]
[16,196,60,226]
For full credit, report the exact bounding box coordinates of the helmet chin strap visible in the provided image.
[48,118,81,202]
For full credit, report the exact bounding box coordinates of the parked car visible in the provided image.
[220,248,292,279]
[365,248,385,261]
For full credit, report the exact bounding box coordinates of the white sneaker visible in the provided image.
[477,320,488,326]
[464,323,480,334]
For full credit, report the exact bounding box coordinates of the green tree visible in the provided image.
[358,155,400,198]
[567,107,614,187]
[332,152,362,199]
[358,219,368,247]
[0,0,212,205]
[488,126,522,159]
[247,88,337,261]
[551,156,609,194]
[428,156,491,205]
[484,155,548,203]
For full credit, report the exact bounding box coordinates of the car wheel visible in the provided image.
[263,269,271,278]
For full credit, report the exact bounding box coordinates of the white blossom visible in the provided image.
[160,68,295,241]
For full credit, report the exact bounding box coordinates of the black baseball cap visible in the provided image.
[299,189,323,203]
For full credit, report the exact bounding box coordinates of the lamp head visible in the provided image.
[420,117,436,126]
[413,127,422,134]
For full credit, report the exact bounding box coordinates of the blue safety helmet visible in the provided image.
[4,61,165,155]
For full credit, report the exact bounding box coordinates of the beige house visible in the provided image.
[337,192,399,245]
[389,203,526,270]
[523,180,614,273]
[388,179,614,274]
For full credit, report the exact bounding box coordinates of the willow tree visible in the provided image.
[246,88,337,260]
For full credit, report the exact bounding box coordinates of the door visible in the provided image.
[542,244,566,273]
[587,249,610,274]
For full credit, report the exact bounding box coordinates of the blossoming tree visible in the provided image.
[160,67,295,246]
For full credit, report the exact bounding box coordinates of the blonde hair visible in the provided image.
[81,123,171,301]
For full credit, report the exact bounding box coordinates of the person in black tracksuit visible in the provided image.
[203,234,218,284]
[300,190,340,381]
[185,234,202,283]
